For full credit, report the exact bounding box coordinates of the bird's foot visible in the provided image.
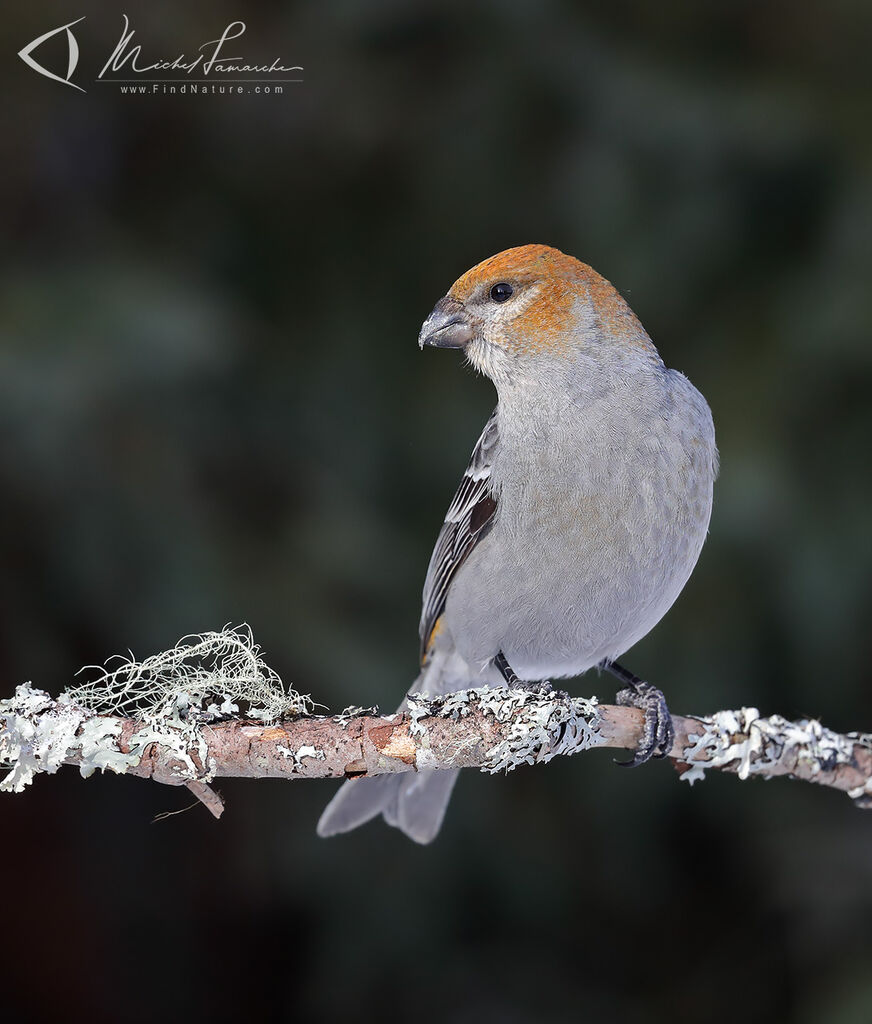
[493,653,569,701]
[529,679,553,695]
[606,662,674,767]
[526,679,571,701]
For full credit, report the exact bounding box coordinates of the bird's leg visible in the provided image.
[494,651,522,686]
[493,652,566,699]
[604,661,675,767]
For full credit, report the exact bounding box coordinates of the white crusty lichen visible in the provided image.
[679,706,872,799]
[335,704,380,728]
[0,684,135,792]
[406,686,605,774]
[1,626,308,793]
[276,743,326,769]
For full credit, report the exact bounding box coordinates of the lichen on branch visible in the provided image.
[2,627,872,820]
[66,625,310,722]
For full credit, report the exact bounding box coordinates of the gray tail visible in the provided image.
[316,646,474,844]
[316,769,460,845]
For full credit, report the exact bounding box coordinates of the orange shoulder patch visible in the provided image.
[422,615,445,663]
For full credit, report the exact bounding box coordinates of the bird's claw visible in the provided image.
[493,654,569,701]
[526,679,570,701]
[614,680,674,767]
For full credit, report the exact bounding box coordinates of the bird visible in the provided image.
[317,243,717,844]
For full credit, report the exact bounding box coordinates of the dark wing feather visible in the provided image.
[419,409,499,658]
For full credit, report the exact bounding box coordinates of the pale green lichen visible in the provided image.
[335,705,380,728]
[406,686,604,774]
[75,716,131,778]
[679,706,872,799]
[65,625,309,723]
[0,684,140,791]
[276,743,326,769]
[1,626,308,792]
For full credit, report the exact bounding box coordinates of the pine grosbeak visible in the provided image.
[318,244,717,844]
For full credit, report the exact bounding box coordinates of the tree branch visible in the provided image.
[3,683,872,816]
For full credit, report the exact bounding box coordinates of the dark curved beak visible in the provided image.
[418,296,474,350]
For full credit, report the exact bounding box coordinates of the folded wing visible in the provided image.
[419,408,500,659]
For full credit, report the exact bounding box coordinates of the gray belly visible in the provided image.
[443,446,713,680]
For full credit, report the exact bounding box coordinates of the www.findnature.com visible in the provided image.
[118,83,285,94]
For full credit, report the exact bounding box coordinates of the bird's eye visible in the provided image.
[490,282,513,303]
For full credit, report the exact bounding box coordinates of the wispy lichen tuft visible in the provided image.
[64,625,310,724]
[0,627,309,793]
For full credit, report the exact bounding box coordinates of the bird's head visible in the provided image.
[418,244,659,385]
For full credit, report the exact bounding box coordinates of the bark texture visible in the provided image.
[3,684,872,820]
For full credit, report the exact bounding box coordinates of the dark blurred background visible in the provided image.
[2,1,871,1021]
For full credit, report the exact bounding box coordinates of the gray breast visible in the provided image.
[443,369,716,680]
